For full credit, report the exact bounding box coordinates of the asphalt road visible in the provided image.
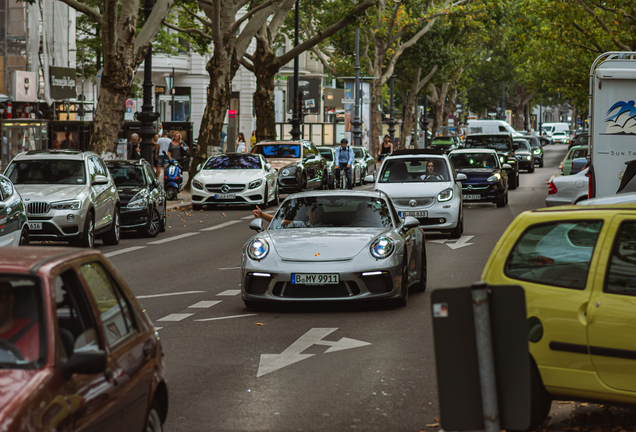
[90,144,583,432]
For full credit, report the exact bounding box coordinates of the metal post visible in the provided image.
[471,282,501,432]
[171,67,175,121]
[502,82,506,120]
[81,49,85,121]
[289,0,301,141]
[351,27,362,147]
[136,0,160,163]
[388,74,396,145]
[422,95,429,148]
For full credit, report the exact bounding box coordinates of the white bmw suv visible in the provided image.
[374,149,466,238]
[4,150,120,247]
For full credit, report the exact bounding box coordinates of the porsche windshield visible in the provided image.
[6,160,86,185]
[379,158,449,182]
[252,144,300,158]
[204,155,261,169]
[450,153,499,169]
[464,136,511,152]
[270,196,393,229]
[0,276,45,369]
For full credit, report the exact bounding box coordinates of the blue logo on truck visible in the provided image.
[605,101,636,134]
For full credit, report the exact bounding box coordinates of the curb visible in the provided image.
[166,200,192,210]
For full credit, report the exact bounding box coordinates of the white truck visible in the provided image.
[589,52,636,198]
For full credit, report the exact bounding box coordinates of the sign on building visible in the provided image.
[50,67,77,99]
[286,77,321,115]
[13,71,37,102]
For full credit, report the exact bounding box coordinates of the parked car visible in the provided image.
[242,191,426,308]
[374,149,466,238]
[190,153,279,210]
[448,149,510,207]
[317,146,337,189]
[0,174,28,246]
[105,159,167,237]
[545,168,589,206]
[429,136,458,154]
[481,204,636,429]
[463,133,519,189]
[252,141,328,193]
[522,135,544,168]
[560,145,588,176]
[4,150,120,248]
[551,131,570,145]
[0,247,168,432]
[513,138,535,173]
[352,146,376,184]
[568,130,589,150]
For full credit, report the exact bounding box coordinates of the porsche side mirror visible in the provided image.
[403,216,420,230]
[249,218,264,232]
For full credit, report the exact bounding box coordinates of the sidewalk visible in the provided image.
[166,190,192,210]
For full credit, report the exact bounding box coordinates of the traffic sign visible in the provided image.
[448,113,454,119]
[341,98,355,104]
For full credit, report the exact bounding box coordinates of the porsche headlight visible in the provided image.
[370,237,395,259]
[248,178,263,189]
[487,173,501,182]
[437,188,453,202]
[192,179,204,189]
[51,200,81,210]
[247,239,269,260]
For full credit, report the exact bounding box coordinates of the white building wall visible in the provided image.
[180,54,208,138]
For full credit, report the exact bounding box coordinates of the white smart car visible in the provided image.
[190,153,279,210]
[374,149,466,238]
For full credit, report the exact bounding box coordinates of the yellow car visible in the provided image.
[482,204,636,429]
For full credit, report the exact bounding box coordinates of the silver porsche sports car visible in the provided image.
[241,190,426,308]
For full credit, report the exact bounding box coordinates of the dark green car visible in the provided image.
[0,174,28,246]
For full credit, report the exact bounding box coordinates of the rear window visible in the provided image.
[252,144,300,158]
[504,220,603,290]
[464,136,511,152]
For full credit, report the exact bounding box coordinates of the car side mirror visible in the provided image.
[502,163,512,170]
[249,218,264,232]
[197,163,202,172]
[265,163,272,171]
[92,175,109,185]
[403,216,420,230]
[364,174,375,183]
[61,350,107,380]
[456,173,467,181]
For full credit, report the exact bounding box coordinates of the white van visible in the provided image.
[540,122,570,137]
[467,120,523,137]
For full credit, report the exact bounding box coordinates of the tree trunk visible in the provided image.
[90,83,130,156]
[370,79,383,158]
[253,37,278,142]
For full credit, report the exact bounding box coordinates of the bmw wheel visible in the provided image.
[78,212,95,248]
[102,209,120,245]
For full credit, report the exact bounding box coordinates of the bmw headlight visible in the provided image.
[370,237,395,259]
[533,149,541,155]
[280,166,297,177]
[437,188,453,202]
[192,179,204,189]
[487,173,501,182]
[51,200,81,210]
[248,178,263,189]
[247,239,269,260]
[127,192,147,209]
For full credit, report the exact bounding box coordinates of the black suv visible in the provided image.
[463,133,519,189]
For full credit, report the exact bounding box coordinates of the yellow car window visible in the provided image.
[605,221,636,295]
[505,220,603,290]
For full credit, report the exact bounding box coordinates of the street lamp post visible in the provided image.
[420,95,429,148]
[289,0,301,141]
[351,28,362,147]
[388,74,397,145]
[136,0,160,163]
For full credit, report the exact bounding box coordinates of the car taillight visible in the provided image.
[587,169,594,198]
[548,181,557,194]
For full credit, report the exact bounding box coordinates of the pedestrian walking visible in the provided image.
[334,138,354,190]
[152,134,159,167]
[128,133,141,160]
[220,130,227,153]
[156,130,171,176]
[250,130,257,151]
[378,135,393,162]
[236,132,247,153]
[169,132,186,163]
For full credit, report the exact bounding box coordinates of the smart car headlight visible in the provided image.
[248,178,263,189]
[437,188,453,202]
[533,149,541,155]
[370,237,395,259]
[192,179,204,189]
[51,200,81,210]
[487,173,501,182]
[247,239,269,260]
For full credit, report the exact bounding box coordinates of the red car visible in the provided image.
[0,247,168,432]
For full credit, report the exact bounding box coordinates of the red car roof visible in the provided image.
[0,247,94,273]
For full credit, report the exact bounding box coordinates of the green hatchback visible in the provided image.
[0,174,28,246]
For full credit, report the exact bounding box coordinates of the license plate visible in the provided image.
[215,194,236,199]
[291,273,339,285]
[463,194,481,200]
[28,222,42,230]
[399,211,428,218]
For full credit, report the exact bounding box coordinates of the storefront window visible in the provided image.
[1,120,48,171]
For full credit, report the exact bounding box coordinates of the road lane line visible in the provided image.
[241,215,255,220]
[154,327,163,331]
[137,290,205,299]
[188,301,221,308]
[158,313,194,322]
[104,246,147,257]
[217,290,241,296]
[200,220,242,231]
[219,266,241,270]
[147,232,200,244]
[195,314,258,322]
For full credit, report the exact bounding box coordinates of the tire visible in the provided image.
[539,158,544,168]
[270,185,280,206]
[102,209,120,246]
[19,226,29,246]
[449,215,463,239]
[395,256,409,307]
[496,193,507,208]
[509,360,552,431]
[509,171,518,190]
[261,187,269,209]
[159,202,167,232]
[299,174,307,192]
[529,162,535,173]
[322,171,329,189]
[144,401,164,432]
[139,207,161,238]
[411,248,427,293]
[361,169,367,185]
[77,212,95,248]
[166,187,178,200]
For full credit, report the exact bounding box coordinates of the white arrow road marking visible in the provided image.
[157,313,194,322]
[217,290,241,296]
[188,301,221,308]
[446,235,474,250]
[256,328,372,377]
